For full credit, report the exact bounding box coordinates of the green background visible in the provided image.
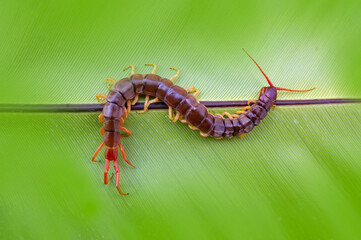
[1,0,361,239]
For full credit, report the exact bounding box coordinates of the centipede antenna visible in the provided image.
[243,49,315,93]
[242,48,274,87]
[275,87,315,92]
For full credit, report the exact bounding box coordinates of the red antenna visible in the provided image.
[242,48,315,92]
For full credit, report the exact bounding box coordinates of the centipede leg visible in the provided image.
[188,125,198,130]
[241,106,251,112]
[113,160,128,195]
[239,133,246,138]
[220,112,233,119]
[104,159,113,184]
[123,106,128,118]
[236,110,248,115]
[145,63,157,74]
[179,115,187,123]
[145,97,159,111]
[139,96,159,113]
[92,142,104,162]
[200,132,209,137]
[98,113,104,123]
[106,78,116,91]
[168,107,174,120]
[127,100,131,113]
[120,126,132,137]
[172,112,180,122]
[118,143,135,168]
[169,68,180,81]
[132,94,139,105]
[100,127,104,135]
[248,100,257,106]
[123,64,135,75]
[185,86,201,97]
[96,94,107,104]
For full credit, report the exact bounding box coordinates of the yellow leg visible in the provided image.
[236,110,247,114]
[215,137,223,140]
[185,86,200,97]
[106,78,116,90]
[132,94,139,105]
[239,133,246,138]
[144,96,149,111]
[100,127,104,135]
[138,96,159,113]
[188,125,198,130]
[173,112,180,122]
[98,113,104,123]
[220,112,233,119]
[145,63,157,74]
[241,106,251,112]
[146,98,159,110]
[138,95,149,113]
[248,100,257,106]
[123,64,135,75]
[168,106,174,120]
[272,105,277,110]
[169,68,180,81]
[200,132,209,137]
[179,115,187,123]
[127,100,131,113]
[169,107,182,123]
[96,94,107,104]
[193,89,200,97]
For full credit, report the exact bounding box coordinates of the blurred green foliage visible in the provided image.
[0,0,361,239]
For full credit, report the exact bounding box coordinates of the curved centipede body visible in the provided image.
[91,49,314,195]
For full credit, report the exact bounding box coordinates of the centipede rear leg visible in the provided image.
[104,159,113,184]
[118,143,135,168]
[113,160,128,195]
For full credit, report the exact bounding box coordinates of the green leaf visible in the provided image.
[0,0,360,239]
[1,106,361,239]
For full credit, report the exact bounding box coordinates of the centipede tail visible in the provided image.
[92,50,314,195]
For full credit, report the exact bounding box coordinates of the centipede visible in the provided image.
[91,49,314,195]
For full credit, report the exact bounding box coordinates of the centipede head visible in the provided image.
[242,49,315,94]
[259,86,277,100]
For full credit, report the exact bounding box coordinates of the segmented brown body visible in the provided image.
[102,74,277,147]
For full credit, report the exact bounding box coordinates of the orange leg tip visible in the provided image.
[126,161,136,168]
[116,187,128,196]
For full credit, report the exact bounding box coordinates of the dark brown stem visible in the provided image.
[0,99,360,112]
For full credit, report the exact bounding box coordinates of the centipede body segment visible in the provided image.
[92,50,314,195]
